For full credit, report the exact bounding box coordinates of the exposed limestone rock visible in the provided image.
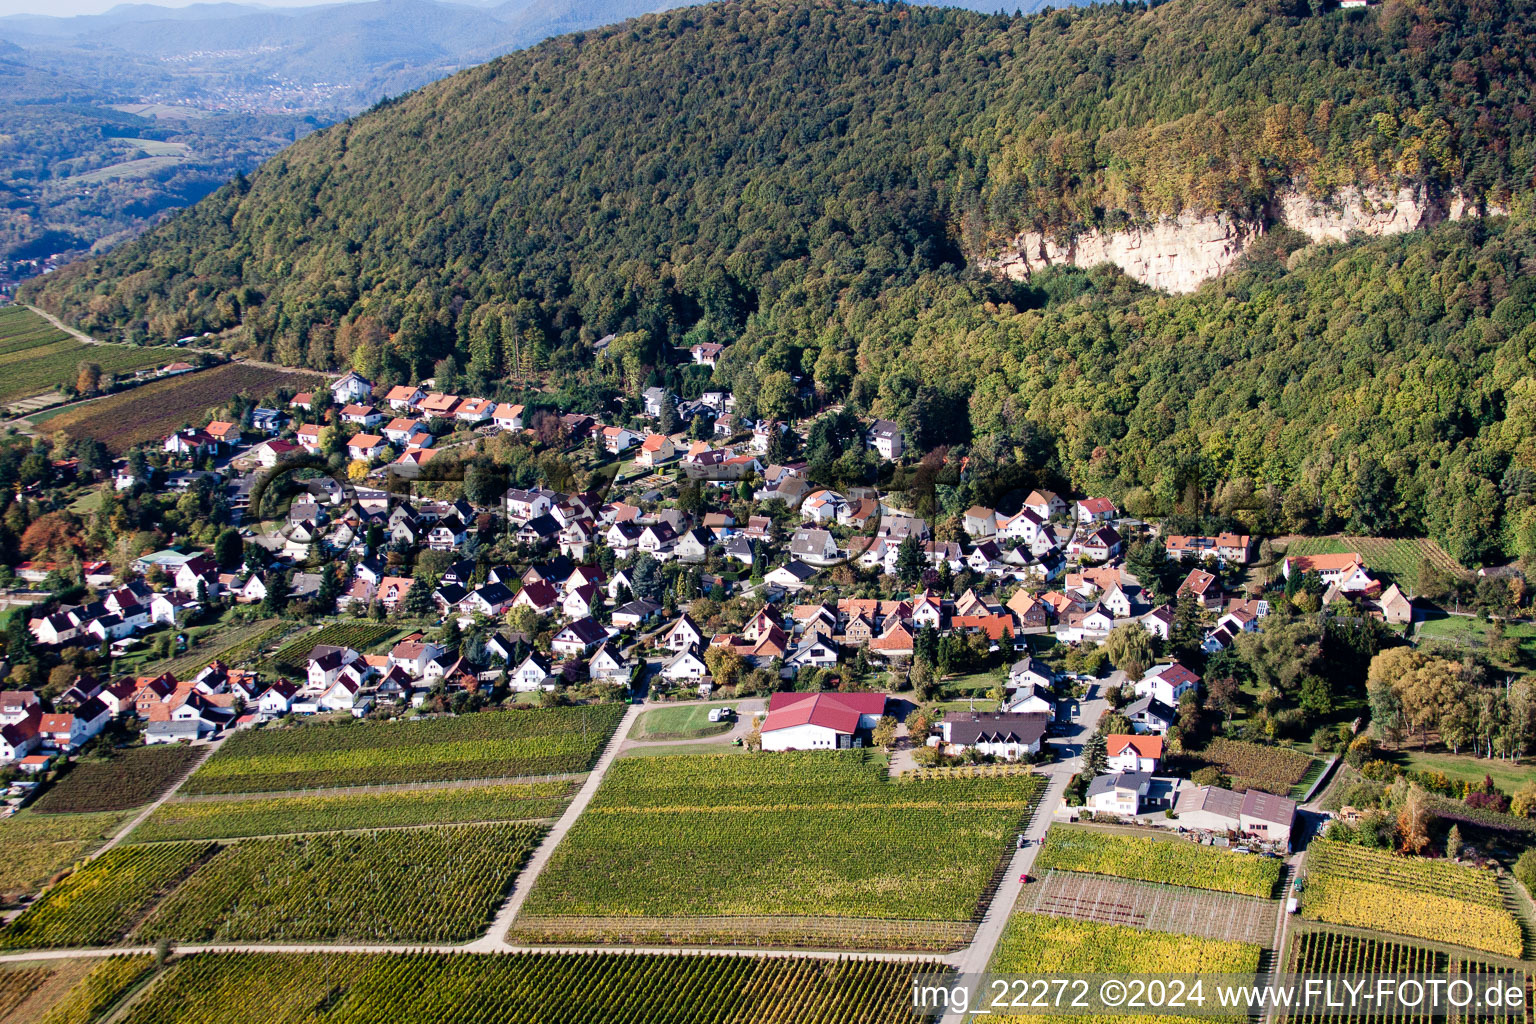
[980,185,1493,293]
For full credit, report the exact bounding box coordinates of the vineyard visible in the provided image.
[0,842,213,949]
[117,950,935,1024]
[1275,535,1467,583]
[133,780,576,842]
[165,619,290,677]
[0,811,132,899]
[1196,739,1316,796]
[31,955,154,1024]
[517,751,1042,948]
[32,746,202,814]
[1299,841,1522,957]
[988,913,1262,1023]
[1286,929,1528,1022]
[184,704,625,794]
[1034,826,1283,898]
[136,823,543,944]
[0,307,177,407]
[41,363,320,453]
[266,623,399,674]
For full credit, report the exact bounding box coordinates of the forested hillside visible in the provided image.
[23,0,1536,563]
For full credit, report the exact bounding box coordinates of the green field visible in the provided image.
[265,622,399,673]
[0,811,133,899]
[1,823,543,948]
[0,306,178,405]
[115,950,931,1024]
[133,780,576,842]
[72,156,184,184]
[134,823,543,944]
[631,702,737,741]
[1397,748,1534,791]
[1035,826,1282,898]
[184,704,626,794]
[1276,535,1466,583]
[517,751,1042,948]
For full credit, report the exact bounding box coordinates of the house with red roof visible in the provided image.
[1134,662,1200,707]
[759,692,888,751]
[1106,733,1163,772]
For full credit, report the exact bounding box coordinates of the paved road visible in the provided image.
[472,703,641,949]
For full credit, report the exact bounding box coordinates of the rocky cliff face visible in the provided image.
[980,186,1490,293]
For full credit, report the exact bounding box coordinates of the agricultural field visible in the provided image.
[117,950,932,1024]
[40,362,320,453]
[1275,535,1466,584]
[136,823,543,943]
[1299,841,1521,957]
[266,622,399,673]
[133,779,575,842]
[184,704,625,795]
[0,955,152,1024]
[1034,826,1283,897]
[516,751,1043,950]
[631,702,738,741]
[1019,871,1277,947]
[988,913,1262,1022]
[31,746,202,814]
[164,619,290,677]
[0,842,214,949]
[1286,928,1529,1023]
[1197,738,1317,796]
[0,811,132,900]
[0,307,178,407]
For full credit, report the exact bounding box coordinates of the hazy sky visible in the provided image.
[1,0,369,18]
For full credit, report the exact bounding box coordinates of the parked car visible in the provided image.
[708,707,735,723]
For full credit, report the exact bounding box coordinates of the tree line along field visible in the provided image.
[38,362,320,453]
[987,913,1262,1023]
[1034,826,1283,898]
[31,746,202,815]
[0,954,153,1024]
[183,704,626,795]
[515,751,1044,950]
[1299,841,1522,957]
[0,812,132,902]
[0,306,177,407]
[266,623,400,674]
[1195,738,1317,797]
[133,779,577,842]
[1,822,543,949]
[116,950,934,1024]
[1273,536,1468,584]
[1286,928,1529,1024]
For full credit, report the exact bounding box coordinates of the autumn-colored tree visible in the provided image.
[75,361,102,394]
[1396,785,1435,855]
[20,512,81,557]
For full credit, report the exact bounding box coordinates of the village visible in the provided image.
[0,360,1432,856]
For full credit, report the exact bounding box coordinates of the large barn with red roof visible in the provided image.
[759,692,888,751]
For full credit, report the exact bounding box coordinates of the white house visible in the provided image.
[867,419,902,460]
[1135,662,1200,707]
[511,653,553,692]
[940,711,1047,760]
[1086,771,1152,815]
[661,647,709,682]
[1106,733,1163,773]
[330,371,373,404]
[759,691,887,751]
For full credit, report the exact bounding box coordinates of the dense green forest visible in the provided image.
[23,0,1536,563]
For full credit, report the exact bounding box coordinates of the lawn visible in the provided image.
[631,702,737,741]
[617,740,745,758]
[1395,748,1534,792]
[516,751,1043,950]
[941,670,1007,695]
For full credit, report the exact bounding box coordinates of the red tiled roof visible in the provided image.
[1107,734,1163,759]
[762,692,887,735]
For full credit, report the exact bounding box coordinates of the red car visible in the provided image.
[1019,873,1033,884]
